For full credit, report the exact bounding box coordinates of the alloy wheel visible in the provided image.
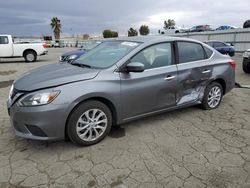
[207,86,222,108]
[76,109,107,141]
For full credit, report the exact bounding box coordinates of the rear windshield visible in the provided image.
[74,41,141,68]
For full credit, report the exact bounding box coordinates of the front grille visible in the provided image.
[60,56,64,61]
[60,55,69,61]
[10,88,18,100]
[10,88,25,105]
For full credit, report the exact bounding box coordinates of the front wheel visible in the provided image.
[201,82,223,110]
[67,100,112,146]
[24,51,37,62]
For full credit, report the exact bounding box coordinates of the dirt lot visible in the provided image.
[0,48,250,188]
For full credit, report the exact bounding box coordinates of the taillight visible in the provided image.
[42,43,47,48]
[229,60,236,69]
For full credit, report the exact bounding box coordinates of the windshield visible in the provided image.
[74,41,141,68]
[83,41,102,50]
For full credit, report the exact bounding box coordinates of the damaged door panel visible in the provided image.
[176,62,213,105]
[175,41,213,105]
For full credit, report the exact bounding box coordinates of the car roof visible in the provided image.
[109,35,202,44]
[204,40,225,43]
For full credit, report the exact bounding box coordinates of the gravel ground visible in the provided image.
[0,48,250,188]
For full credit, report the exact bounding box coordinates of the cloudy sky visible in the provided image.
[0,0,249,36]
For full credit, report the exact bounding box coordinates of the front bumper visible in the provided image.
[7,101,67,141]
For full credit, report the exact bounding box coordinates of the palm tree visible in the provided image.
[164,19,175,29]
[50,17,61,42]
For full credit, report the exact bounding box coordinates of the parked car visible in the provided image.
[243,49,250,73]
[53,42,60,48]
[60,49,87,62]
[60,40,102,62]
[216,25,237,31]
[0,35,48,62]
[7,36,235,146]
[243,20,250,28]
[188,25,213,32]
[205,41,235,56]
[159,26,188,34]
[43,42,52,48]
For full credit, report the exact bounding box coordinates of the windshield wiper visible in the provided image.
[71,62,92,68]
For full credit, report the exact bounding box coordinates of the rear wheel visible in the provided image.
[202,82,223,110]
[67,100,112,146]
[24,51,37,62]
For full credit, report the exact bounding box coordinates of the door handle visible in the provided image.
[202,69,211,74]
[164,75,175,80]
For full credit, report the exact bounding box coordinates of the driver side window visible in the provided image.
[130,43,172,70]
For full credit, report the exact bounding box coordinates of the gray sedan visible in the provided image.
[7,36,235,146]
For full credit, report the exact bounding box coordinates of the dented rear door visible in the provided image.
[175,41,213,106]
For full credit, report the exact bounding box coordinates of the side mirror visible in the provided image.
[124,62,145,73]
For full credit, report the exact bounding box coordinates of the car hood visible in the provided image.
[62,49,86,57]
[14,63,100,91]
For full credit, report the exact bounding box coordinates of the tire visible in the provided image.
[243,61,250,73]
[229,52,235,57]
[24,51,37,62]
[67,100,112,146]
[201,82,223,110]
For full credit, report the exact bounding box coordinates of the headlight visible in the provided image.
[243,51,250,58]
[18,91,60,107]
[68,54,78,60]
[8,84,14,100]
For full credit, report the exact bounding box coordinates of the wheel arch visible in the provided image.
[23,49,37,57]
[208,77,226,95]
[64,96,118,140]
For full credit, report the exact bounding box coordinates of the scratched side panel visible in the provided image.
[176,52,233,106]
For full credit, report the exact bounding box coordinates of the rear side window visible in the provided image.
[0,36,9,44]
[177,42,205,63]
[204,46,213,58]
[213,42,226,47]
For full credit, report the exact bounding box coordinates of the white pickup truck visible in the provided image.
[0,35,48,62]
[160,26,188,34]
